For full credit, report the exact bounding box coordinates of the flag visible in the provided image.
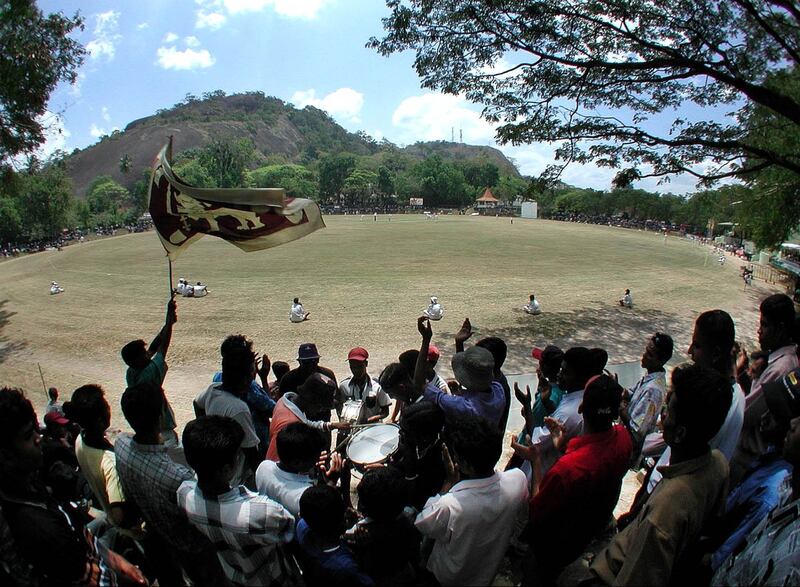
[148,140,325,259]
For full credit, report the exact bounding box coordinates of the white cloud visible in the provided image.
[136,22,149,30]
[101,107,111,123]
[225,0,330,18]
[291,88,364,124]
[196,10,227,29]
[156,46,216,70]
[89,122,119,139]
[69,72,86,98]
[33,113,71,161]
[184,35,201,47]
[163,32,180,43]
[194,0,331,25]
[391,93,496,145]
[86,10,121,61]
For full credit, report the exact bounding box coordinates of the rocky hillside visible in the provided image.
[64,92,522,197]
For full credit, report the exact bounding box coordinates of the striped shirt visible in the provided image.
[177,481,296,586]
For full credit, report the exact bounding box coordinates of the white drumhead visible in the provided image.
[347,424,400,465]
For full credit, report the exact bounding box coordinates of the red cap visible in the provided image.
[44,411,70,427]
[347,347,369,361]
[427,345,440,361]
[531,347,544,361]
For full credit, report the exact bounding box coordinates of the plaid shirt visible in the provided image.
[177,481,297,587]
[114,435,210,553]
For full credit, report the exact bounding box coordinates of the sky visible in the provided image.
[37,0,713,194]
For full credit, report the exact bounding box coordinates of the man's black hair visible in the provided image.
[399,399,444,439]
[63,384,106,429]
[120,339,146,367]
[379,362,411,391]
[476,337,508,370]
[299,484,345,540]
[651,332,674,364]
[182,416,244,481]
[695,310,736,374]
[276,422,323,467]
[272,361,290,379]
[120,384,164,433]
[445,416,502,477]
[221,345,254,390]
[220,334,253,357]
[0,387,36,449]
[761,294,796,331]
[398,349,419,375]
[357,467,406,522]
[582,374,623,430]
[670,363,732,446]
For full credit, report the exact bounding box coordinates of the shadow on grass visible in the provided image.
[437,305,695,375]
[0,299,26,365]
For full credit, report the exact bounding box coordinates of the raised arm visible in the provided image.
[454,317,472,353]
[148,298,177,358]
[413,316,433,398]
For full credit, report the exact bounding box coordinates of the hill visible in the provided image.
[63,92,522,197]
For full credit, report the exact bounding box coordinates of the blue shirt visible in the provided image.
[423,381,506,429]
[296,519,374,587]
[212,372,275,451]
[711,449,793,570]
[531,382,564,429]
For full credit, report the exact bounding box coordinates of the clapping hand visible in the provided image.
[544,417,568,454]
[455,317,473,345]
[510,433,538,463]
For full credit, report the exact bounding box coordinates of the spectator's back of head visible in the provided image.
[220,334,252,358]
[760,294,796,351]
[299,484,345,541]
[398,349,419,375]
[121,339,148,368]
[582,374,623,431]
[379,362,412,400]
[63,384,109,432]
[692,310,735,374]
[357,467,406,522]
[0,387,36,450]
[668,363,732,448]
[183,416,244,482]
[296,373,336,412]
[399,399,444,445]
[446,416,501,478]
[276,422,322,472]
[537,345,564,382]
[221,345,255,391]
[559,347,600,391]
[120,384,163,434]
[272,361,290,381]
[476,337,507,371]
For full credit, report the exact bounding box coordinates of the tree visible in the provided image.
[248,164,318,199]
[198,138,255,188]
[0,195,21,243]
[319,153,357,201]
[0,3,85,163]
[342,168,379,207]
[377,165,395,195]
[85,176,129,216]
[369,1,800,187]
[16,165,74,239]
[414,155,468,207]
[173,159,214,188]
[462,160,500,189]
[119,153,132,174]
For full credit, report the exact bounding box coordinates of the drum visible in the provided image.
[340,400,363,424]
[346,424,400,471]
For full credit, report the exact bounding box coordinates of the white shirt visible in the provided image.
[425,303,443,319]
[289,303,305,322]
[255,460,313,518]
[415,469,528,586]
[648,382,744,492]
[622,293,633,307]
[528,389,585,476]
[524,299,541,314]
[337,375,390,423]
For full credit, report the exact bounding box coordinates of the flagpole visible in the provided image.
[168,256,175,298]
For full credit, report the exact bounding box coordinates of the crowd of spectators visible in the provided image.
[1,220,154,259]
[545,211,699,236]
[2,291,800,586]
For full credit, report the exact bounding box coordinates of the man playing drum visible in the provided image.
[336,347,391,425]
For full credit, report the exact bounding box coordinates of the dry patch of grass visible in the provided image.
[0,215,769,429]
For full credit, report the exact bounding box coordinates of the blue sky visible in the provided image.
[38,0,711,194]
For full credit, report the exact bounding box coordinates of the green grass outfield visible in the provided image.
[0,214,764,428]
